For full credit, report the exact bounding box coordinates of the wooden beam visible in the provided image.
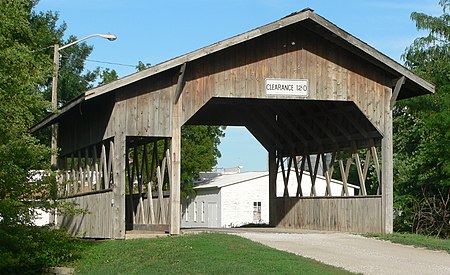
[270,106,308,147]
[342,112,369,139]
[284,108,322,147]
[255,108,296,148]
[294,155,305,197]
[174,62,187,104]
[245,110,284,149]
[390,76,405,110]
[170,86,182,235]
[112,138,126,239]
[382,91,394,233]
[268,149,277,226]
[302,104,339,145]
[316,104,352,141]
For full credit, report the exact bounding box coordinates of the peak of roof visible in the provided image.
[30,8,434,133]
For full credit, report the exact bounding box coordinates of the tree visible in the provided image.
[99,68,119,85]
[181,125,225,197]
[0,0,53,225]
[394,0,450,237]
[136,60,151,71]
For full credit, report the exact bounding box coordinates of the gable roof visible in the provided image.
[195,172,268,190]
[31,8,434,133]
[195,170,360,190]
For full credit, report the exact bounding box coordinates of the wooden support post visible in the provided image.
[174,63,187,104]
[382,90,394,233]
[85,148,92,192]
[268,149,277,226]
[112,136,126,239]
[170,90,182,235]
[112,93,127,239]
[390,76,405,110]
[294,156,305,197]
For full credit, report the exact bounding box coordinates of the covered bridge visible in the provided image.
[31,9,434,239]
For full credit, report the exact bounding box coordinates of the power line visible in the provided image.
[85,59,136,67]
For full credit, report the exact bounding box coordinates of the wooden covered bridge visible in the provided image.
[32,9,433,239]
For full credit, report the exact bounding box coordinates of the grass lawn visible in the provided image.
[365,232,450,253]
[69,233,353,274]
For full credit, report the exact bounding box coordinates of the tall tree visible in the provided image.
[0,0,53,225]
[394,0,449,237]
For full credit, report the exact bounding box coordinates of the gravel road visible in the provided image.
[235,231,450,275]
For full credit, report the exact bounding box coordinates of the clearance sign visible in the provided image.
[265,78,308,97]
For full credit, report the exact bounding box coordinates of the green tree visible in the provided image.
[181,125,225,197]
[394,0,450,237]
[136,60,151,71]
[99,68,119,85]
[0,0,53,225]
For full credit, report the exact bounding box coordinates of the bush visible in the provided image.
[0,224,83,274]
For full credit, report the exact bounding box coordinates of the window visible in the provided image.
[194,201,198,222]
[201,202,205,223]
[253,201,261,212]
[185,202,189,222]
[253,202,261,223]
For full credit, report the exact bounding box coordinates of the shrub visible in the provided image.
[0,224,83,274]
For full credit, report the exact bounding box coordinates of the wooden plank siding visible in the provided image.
[178,25,390,138]
[274,196,382,233]
[111,72,176,139]
[58,191,113,238]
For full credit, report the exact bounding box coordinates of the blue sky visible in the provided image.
[36,0,442,172]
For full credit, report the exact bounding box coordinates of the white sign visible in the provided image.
[265,78,309,97]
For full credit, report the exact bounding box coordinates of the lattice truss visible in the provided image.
[57,139,115,197]
[125,138,172,225]
[275,139,381,197]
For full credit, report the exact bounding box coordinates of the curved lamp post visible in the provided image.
[51,33,117,170]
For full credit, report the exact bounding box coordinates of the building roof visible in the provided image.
[195,170,360,190]
[195,171,268,190]
[31,8,434,133]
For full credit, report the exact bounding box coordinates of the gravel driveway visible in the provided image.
[234,231,450,275]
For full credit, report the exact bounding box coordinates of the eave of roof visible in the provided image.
[30,8,434,133]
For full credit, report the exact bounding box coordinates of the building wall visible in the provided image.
[181,188,220,228]
[220,177,269,227]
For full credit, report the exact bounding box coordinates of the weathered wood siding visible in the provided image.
[274,196,382,233]
[58,191,113,238]
[180,25,390,135]
[108,72,177,139]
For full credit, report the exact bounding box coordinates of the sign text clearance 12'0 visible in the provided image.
[265,78,309,97]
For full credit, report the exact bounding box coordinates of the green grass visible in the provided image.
[364,232,450,253]
[69,233,353,274]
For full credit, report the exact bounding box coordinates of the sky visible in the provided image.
[35,0,442,172]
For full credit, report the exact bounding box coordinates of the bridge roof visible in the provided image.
[31,8,434,133]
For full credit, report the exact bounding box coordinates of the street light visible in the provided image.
[51,33,117,170]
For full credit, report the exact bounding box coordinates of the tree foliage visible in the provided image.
[99,68,119,85]
[0,0,54,225]
[394,0,450,238]
[181,125,225,197]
